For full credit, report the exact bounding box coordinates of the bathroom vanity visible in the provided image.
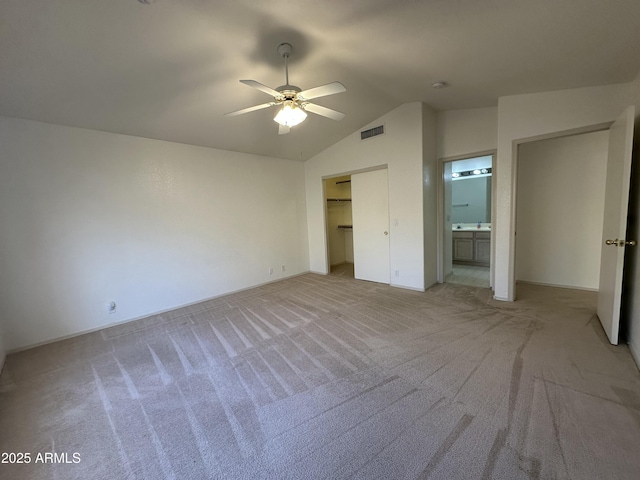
[452,226,491,266]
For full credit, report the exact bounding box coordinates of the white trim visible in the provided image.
[516,280,598,292]
[390,283,426,292]
[508,122,614,301]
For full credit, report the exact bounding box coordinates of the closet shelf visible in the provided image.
[337,225,353,229]
[326,198,351,202]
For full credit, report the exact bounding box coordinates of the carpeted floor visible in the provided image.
[1,274,639,479]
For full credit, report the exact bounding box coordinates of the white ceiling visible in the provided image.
[1,0,639,161]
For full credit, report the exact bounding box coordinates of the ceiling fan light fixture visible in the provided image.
[226,43,345,134]
[274,101,307,127]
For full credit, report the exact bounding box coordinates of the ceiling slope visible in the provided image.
[1,0,639,160]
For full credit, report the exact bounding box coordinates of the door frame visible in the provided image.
[437,150,497,287]
[322,165,389,275]
[509,122,613,300]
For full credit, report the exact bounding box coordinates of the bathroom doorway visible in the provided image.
[439,154,494,288]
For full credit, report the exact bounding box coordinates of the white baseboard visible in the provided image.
[516,280,598,292]
[391,283,426,292]
[8,271,312,355]
[493,295,511,301]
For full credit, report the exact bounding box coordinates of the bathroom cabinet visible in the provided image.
[453,231,490,266]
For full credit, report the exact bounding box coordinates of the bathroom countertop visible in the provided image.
[453,227,492,232]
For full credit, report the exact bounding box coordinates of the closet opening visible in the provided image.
[324,175,354,277]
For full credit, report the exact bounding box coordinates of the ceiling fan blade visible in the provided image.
[278,124,291,135]
[303,103,346,121]
[240,80,282,97]
[297,82,346,101]
[224,102,275,117]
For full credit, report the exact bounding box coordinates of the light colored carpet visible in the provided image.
[1,274,639,479]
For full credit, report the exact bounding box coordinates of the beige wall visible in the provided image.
[0,116,309,351]
[494,80,640,301]
[516,131,608,289]
[437,107,498,160]
[436,107,498,283]
[305,102,433,290]
[423,104,439,289]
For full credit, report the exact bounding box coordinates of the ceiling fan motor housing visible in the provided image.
[275,86,302,102]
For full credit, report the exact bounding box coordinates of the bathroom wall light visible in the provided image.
[451,168,492,179]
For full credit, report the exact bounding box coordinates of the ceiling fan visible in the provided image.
[225,43,346,135]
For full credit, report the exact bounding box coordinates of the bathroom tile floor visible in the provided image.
[447,264,490,288]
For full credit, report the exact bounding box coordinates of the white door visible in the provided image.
[597,106,636,345]
[352,169,390,283]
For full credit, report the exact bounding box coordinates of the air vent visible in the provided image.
[361,125,384,140]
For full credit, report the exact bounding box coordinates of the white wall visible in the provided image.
[516,131,608,289]
[0,116,309,351]
[436,107,497,283]
[437,107,498,160]
[305,102,429,290]
[494,80,640,301]
[423,104,439,289]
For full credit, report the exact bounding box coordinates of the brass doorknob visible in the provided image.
[605,239,636,246]
[384,231,389,235]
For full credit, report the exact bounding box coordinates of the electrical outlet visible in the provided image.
[394,269,400,277]
[269,267,274,275]
[107,301,117,314]
[281,265,286,272]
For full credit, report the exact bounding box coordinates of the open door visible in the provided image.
[597,106,636,345]
[352,169,390,283]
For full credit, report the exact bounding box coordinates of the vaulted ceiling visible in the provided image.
[1,0,639,161]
